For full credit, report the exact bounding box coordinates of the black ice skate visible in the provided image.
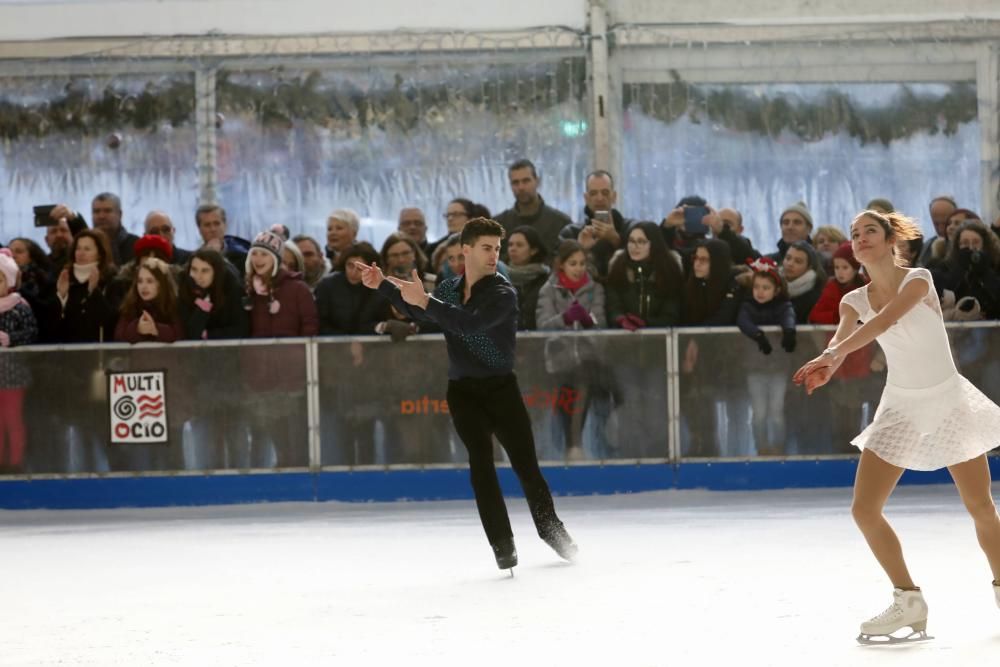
[541,524,578,562]
[492,538,518,573]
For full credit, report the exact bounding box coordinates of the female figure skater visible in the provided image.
[793,209,1000,644]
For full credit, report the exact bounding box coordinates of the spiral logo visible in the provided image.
[113,395,136,421]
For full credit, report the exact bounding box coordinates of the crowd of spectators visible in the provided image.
[2,160,999,471]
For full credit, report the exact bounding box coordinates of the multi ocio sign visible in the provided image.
[108,371,169,444]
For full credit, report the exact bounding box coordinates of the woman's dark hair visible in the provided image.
[336,241,379,272]
[120,258,178,322]
[682,239,732,324]
[785,240,828,284]
[179,248,231,309]
[67,228,116,279]
[554,239,585,268]
[449,197,491,221]
[607,221,684,299]
[11,238,52,273]
[945,219,1000,269]
[509,225,549,265]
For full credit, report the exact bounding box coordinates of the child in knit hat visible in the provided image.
[0,249,39,472]
[736,257,796,455]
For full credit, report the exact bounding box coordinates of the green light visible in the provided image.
[561,120,588,137]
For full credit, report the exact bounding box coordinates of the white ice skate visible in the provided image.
[993,581,999,609]
[856,588,932,645]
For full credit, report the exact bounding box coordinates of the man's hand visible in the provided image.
[578,225,598,251]
[355,261,386,290]
[386,269,430,309]
[662,207,684,229]
[590,218,620,246]
[703,206,724,236]
[50,204,75,223]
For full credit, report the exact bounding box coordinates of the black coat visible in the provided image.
[315,272,390,335]
[52,273,120,343]
[178,271,249,340]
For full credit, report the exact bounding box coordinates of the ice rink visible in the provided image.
[2,483,998,666]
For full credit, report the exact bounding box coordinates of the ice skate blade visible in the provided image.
[856,629,933,646]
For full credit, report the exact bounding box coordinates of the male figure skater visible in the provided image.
[357,217,577,572]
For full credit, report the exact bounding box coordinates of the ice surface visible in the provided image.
[1,484,998,666]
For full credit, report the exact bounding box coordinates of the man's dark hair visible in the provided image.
[195,203,227,226]
[585,169,615,190]
[93,192,122,212]
[461,217,505,246]
[336,241,379,272]
[508,159,538,179]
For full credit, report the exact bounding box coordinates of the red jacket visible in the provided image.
[243,269,318,394]
[808,278,872,380]
[247,269,319,338]
[114,302,182,343]
[807,279,849,325]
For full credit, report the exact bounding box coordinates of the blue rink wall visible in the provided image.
[1,457,998,510]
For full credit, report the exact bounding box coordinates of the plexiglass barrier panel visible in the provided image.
[1,342,309,475]
[316,331,670,466]
[677,324,1000,459]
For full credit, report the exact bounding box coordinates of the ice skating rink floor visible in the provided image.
[1,484,998,666]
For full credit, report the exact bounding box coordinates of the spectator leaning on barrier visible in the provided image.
[736,257,797,456]
[506,225,551,331]
[496,159,572,259]
[242,230,318,469]
[315,242,388,336]
[681,239,742,327]
[178,248,249,340]
[0,250,38,473]
[536,239,607,460]
[244,230,319,338]
[7,238,56,342]
[678,239,746,458]
[606,221,685,330]
[114,257,182,344]
[52,229,120,343]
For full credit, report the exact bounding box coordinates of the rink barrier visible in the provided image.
[1,458,998,509]
[1,323,999,509]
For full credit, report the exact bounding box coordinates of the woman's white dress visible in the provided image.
[841,268,1000,470]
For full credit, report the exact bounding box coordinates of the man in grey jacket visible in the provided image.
[495,159,572,260]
